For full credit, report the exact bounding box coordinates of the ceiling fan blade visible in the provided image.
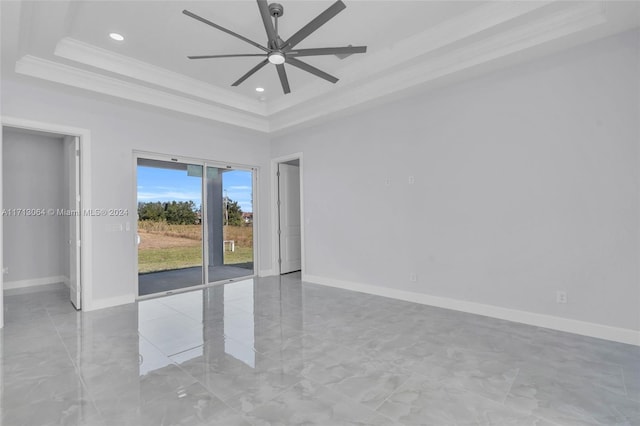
[288,46,367,57]
[276,64,291,94]
[183,9,269,53]
[256,0,278,47]
[188,54,267,59]
[286,57,338,84]
[232,59,269,87]
[283,0,346,50]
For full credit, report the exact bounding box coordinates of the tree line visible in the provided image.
[138,198,244,226]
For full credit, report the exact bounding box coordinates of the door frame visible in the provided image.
[1,116,93,326]
[271,153,304,276]
[133,150,260,298]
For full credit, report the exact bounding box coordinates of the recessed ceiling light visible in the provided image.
[109,33,124,41]
[255,87,265,92]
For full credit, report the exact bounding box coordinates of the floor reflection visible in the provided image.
[137,276,304,379]
[5,272,634,426]
[138,278,259,369]
[0,275,304,425]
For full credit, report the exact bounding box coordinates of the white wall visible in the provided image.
[271,31,640,339]
[1,77,272,310]
[0,126,3,327]
[2,128,67,287]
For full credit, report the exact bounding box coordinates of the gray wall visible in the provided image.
[271,30,640,332]
[2,128,66,283]
[1,77,271,308]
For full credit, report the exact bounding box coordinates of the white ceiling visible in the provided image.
[1,1,639,133]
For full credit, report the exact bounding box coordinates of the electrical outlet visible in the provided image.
[556,291,567,304]
[408,176,415,185]
[409,273,417,282]
[2,267,8,274]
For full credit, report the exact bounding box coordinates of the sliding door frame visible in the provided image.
[133,150,259,299]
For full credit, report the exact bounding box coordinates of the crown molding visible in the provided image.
[54,37,267,117]
[52,2,554,120]
[267,0,555,116]
[269,1,607,133]
[11,1,614,135]
[15,55,269,133]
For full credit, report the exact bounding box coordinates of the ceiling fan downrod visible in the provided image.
[183,0,367,95]
[269,3,283,48]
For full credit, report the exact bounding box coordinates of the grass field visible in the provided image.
[138,246,202,273]
[137,221,253,273]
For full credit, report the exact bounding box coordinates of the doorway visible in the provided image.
[275,156,302,275]
[1,126,83,311]
[136,154,256,296]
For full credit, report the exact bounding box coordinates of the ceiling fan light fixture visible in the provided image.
[183,0,367,94]
[268,52,285,65]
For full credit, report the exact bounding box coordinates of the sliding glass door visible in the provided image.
[205,167,254,283]
[137,159,204,295]
[136,156,255,296]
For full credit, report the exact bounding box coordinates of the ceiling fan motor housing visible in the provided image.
[183,0,367,94]
[269,3,284,17]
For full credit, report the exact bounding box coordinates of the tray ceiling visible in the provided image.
[2,1,638,133]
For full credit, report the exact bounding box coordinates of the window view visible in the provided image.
[137,158,254,296]
[205,167,254,283]
[137,159,204,295]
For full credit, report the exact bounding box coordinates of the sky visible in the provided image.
[137,166,253,213]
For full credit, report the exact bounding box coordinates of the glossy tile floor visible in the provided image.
[1,274,639,425]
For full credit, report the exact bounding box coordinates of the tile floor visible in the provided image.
[1,273,638,425]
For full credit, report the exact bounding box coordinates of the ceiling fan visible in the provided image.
[183,0,367,95]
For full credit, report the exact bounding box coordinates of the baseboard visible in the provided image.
[3,281,66,296]
[303,274,640,347]
[87,294,136,311]
[258,269,276,277]
[3,275,67,290]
